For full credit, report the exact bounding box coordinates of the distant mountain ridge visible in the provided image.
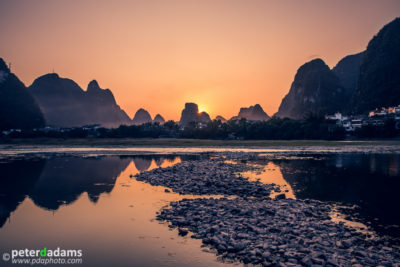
[276,17,400,118]
[153,114,165,124]
[332,52,364,95]
[29,74,131,128]
[215,115,227,123]
[85,80,131,127]
[231,104,270,121]
[353,17,400,114]
[132,108,152,125]
[3,18,400,130]
[0,58,45,130]
[275,59,347,119]
[179,103,211,126]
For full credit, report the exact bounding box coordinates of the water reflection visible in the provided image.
[133,157,152,172]
[2,152,400,265]
[272,153,400,239]
[238,154,400,240]
[131,155,183,172]
[241,161,296,199]
[0,154,228,267]
[0,158,45,227]
[0,155,187,227]
[30,157,131,210]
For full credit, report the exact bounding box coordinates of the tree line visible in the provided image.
[2,114,399,140]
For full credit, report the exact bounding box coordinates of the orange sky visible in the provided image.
[1,0,399,121]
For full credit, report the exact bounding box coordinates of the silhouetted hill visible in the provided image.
[215,115,227,123]
[29,74,131,127]
[132,108,152,125]
[353,17,400,114]
[199,111,211,123]
[85,80,131,127]
[0,58,45,130]
[231,104,270,121]
[153,114,165,124]
[275,59,346,119]
[179,103,211,126]
[30,73,88,127]
[332,52,364,95]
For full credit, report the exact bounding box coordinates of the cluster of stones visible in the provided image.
[134,158,277,197]
[134,153,400,265]
[158,198,400,266]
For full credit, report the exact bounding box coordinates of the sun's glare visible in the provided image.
[198,105,207,113]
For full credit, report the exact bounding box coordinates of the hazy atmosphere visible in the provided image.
[1,0,399,120]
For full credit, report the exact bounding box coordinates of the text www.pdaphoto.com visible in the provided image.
[2,247,83,265]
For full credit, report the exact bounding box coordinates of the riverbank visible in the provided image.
[2,138,400,147]
[3,138,400,157]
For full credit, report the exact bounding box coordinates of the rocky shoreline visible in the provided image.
[135,157,278,197]
[158,198,400,266]
[133,153,400,266]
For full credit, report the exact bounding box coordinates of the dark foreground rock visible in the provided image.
[134,159,276,197]
[157,198,400,266]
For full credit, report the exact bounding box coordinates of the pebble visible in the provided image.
[157,197,400,266]
[134,152,400,266]
[135,157,278,197]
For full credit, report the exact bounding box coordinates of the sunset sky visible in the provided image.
[1,0,399,121]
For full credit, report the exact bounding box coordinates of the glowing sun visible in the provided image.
[198,105,208,114]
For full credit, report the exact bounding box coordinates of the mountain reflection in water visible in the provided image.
[0,155,192,227]
[0,153,228,267]
[1,152,400,266]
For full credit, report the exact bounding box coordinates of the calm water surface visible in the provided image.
[242,153,400,240]
[1,149,400,266]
